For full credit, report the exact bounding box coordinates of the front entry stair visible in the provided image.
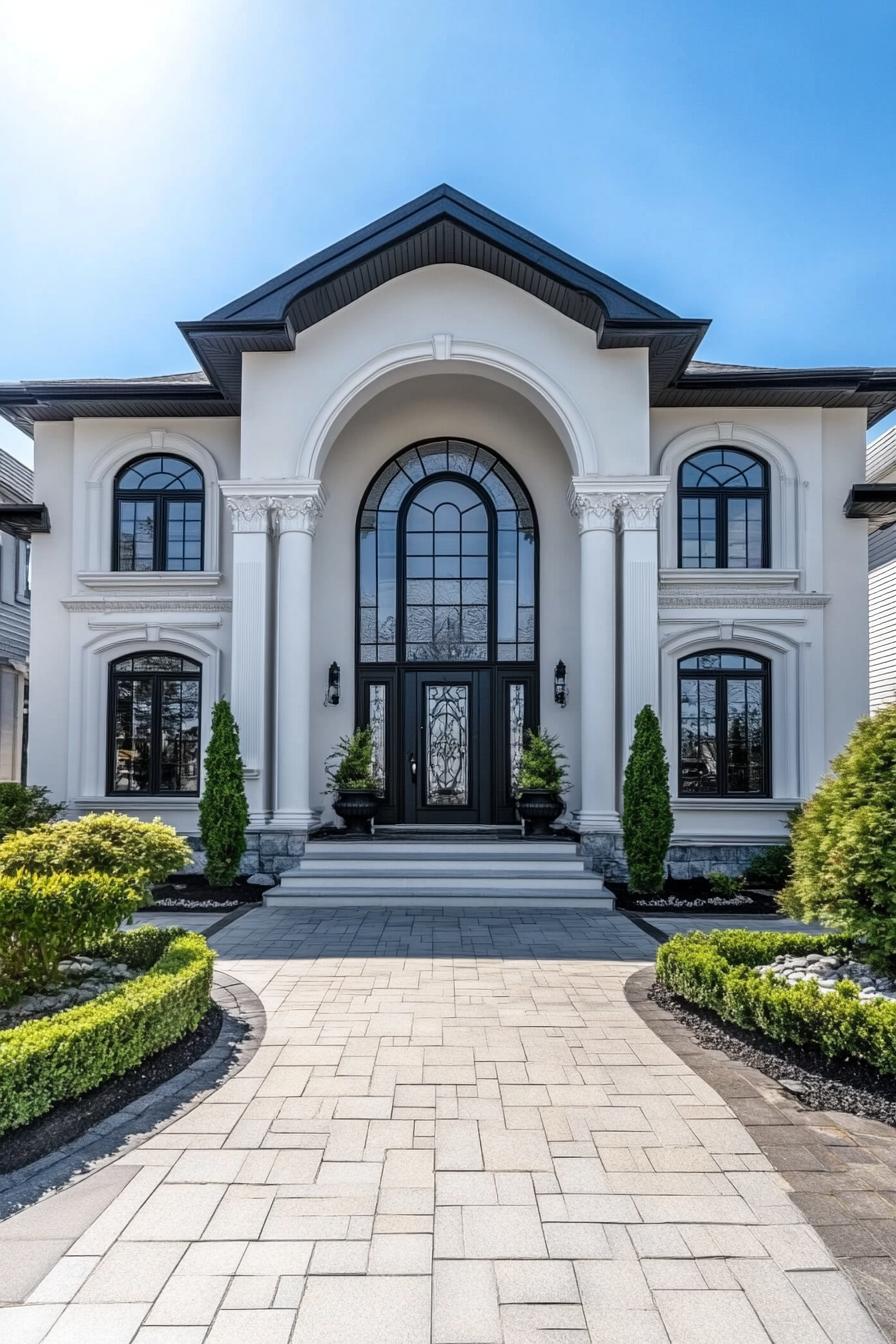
[268,838,613,908]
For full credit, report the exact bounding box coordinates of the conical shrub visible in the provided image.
[622,704,673,895]
[199,699,249,888]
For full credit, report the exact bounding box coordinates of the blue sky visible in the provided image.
[1,0,894,466]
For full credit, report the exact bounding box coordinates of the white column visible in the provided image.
[568,483,620,831]
[271,485,327,830]
[223,493,273,825]
[617,480,668,769]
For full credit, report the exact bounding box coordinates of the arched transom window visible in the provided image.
[678,651,770,797]
[678,448,769,569]
[358,439,536,664]
[114,455,204,572]
[108,653,201,795]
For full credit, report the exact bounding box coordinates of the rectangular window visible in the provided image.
[112,676,153,791]
[679,666,768,797]
[116,499,156,571]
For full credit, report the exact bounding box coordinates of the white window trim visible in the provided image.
[657,422,804,575]
[80,429,221,581]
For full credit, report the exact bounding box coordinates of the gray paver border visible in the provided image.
[0,965,266,1217]
[625,963,896,1342]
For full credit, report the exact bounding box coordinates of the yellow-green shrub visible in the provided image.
[655,929,896,1074]
[0,927,214,1134]
[0,870,142,1003]
[0,813,192,897]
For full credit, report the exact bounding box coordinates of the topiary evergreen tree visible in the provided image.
[780,704,896,955]
[199,699,249,888]
[516,729,569,795]
[622,705,674,895]
[326,727,377,792]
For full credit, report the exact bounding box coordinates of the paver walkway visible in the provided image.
[1,907,885,1343]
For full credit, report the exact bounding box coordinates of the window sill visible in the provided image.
[674,797,800,809]
[660,569,802,589]
[76,796,200,810]
[77,571,222,589]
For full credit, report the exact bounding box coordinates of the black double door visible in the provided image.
[360,667,536,825]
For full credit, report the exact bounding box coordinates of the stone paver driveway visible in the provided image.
[1,907,885,1343]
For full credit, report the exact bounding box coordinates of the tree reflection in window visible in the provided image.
[678,651,769,797]
[109,653,201,794]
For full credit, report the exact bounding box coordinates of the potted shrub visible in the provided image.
[515,729,568,836]
[327,727,379,834]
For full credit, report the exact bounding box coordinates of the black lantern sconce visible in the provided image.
[325,662,341,706]
[554,660,568,708]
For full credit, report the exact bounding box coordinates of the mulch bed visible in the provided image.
[609,879,780,915]
[142,875,264,912]
[0,1004,223,1174]
[650,980,896,1129]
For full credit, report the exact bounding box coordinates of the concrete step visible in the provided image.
[265,891,616,909]
[294,858,589,876]
[301,840,577,859]
[275,873,604,894]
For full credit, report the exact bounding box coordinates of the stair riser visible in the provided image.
[296,861,588,876]
[302,844,577,858]
[266,894,615,910]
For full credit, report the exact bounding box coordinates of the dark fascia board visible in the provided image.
[0,382,236,437]
[677,366,896,392]
[202,184,683,326]
[844,484,896,520]
[0,503,50,538]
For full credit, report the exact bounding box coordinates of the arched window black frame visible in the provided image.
[678,448,770,569]
[107,653,201,796]
[113,455,205,572]
[356,438,538,667]
[678,650,771,798]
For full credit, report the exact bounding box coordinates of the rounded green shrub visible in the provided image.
[622,705,673,895]
[0,927,214,1135]
[0,813,192,898]
[199,699,249,887]
[743,844,792,891]
[0,869,143,1003]
[780,704,896,956]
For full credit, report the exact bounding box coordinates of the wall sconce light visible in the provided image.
[554,660,568,708]
[325,662,341,706]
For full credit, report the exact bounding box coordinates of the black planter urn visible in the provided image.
[333,789,379,835]
[517,789,563,837]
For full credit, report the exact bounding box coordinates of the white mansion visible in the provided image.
[1,186,893,888]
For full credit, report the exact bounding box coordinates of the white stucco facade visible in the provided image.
[8,189,882,878]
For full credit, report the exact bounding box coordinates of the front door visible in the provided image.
[402,669,491,824]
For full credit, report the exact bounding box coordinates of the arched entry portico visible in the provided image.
[356,438,538,824]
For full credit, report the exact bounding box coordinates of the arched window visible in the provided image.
[108,654,201,795]
[358,439,536,664]
[678,651,770,797]
[678,448,769,569]
[113,455,204,571]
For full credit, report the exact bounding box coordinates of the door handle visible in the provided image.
[409,752,417,780]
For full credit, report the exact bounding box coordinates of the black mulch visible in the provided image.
[650,981,896,1129]
[609,879,780,916]
[141,875,263,912]
[0,1004,223,1174]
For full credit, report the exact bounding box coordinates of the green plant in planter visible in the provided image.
[706,871,745,899]
[622,705,673,896]
[199,699,249,888]
[515,729,569,795]
[780,703,896,959]
[326,727,378,793]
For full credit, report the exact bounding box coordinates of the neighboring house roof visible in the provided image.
[867,425,896,483]
[0,448,32,504]
[2,184,896,433]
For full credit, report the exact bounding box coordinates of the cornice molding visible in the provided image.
[225,494,274,534]
[658,592,829,609]
[62,598,232,613]
[270,487,327,536]
[77,571,223,590]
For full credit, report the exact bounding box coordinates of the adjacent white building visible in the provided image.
[0,449,32,781]
[1,186,893,881]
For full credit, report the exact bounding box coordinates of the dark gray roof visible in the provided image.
[0,448,32,504]
[2,185,895,433]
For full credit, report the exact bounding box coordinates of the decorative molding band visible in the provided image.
[659,568,802,590]
[63,598,232,613]
[568,475,670,534]
[659,592,829,609]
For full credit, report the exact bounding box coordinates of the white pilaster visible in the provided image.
[222,491,274,825]
[271,484,327,830]
[616,478,668,769]
[568,481,620,832]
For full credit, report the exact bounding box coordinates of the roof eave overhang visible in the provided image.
[844,484,896,521]
[0,384,237,437]
[0,503,50,538]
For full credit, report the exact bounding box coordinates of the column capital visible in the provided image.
[224,494,274,534]
[567,480,620,533]
[270,484,327,536]
[613,476,670,532]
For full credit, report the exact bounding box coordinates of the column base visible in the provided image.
[572,810,621,833]
[269,809,320,832]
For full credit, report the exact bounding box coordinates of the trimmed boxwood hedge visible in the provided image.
[655,929,896,1077]
[0,925,215,1136]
